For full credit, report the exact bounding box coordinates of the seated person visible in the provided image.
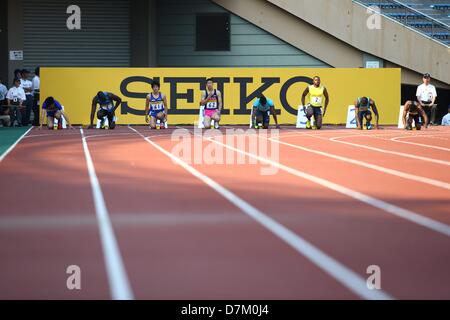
[402,100,428,130]
[38,96,73,130]
[416,73,437,125]
[6,78,26,127]
[252,95,280,129]
[0,77,8,106]
[0,105,11,127]
[354,97,379,130]
[441,105,450,126]
[88,91,121,129]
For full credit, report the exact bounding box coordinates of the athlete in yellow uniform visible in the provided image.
[301,76,330,130]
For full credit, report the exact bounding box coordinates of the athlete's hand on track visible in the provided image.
[275,124,281,129]
[145,116,149,123]
[87,125,94,129]
[38,124,43,130]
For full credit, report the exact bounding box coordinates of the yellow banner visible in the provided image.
[41,68,401,125]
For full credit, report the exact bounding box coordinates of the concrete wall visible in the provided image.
[7,0,24,86]
[213,0,364,67]
[267,0,450,86]
[0,0,8,85]
[131,0,158,67]
[157,0,327,67]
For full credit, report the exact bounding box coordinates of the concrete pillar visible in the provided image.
[130,0,157,67]
[7,0,23,86]
[0,0,8,85]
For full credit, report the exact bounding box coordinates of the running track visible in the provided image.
[0,126,449,299]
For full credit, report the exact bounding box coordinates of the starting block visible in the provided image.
[197,106,219,129]
[397,105,418,129]
[198,106,205,129]
[155,119,168,129]
[52,105,67,130]
[96,115,118,129]
[296,105,315,128]
[346,105,357,129]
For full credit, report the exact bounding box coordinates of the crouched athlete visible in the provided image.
[145,81,168,129]
[354,97,379,130]
[88,91,121,129]
[252,95,280,129]
[403,100,428,130]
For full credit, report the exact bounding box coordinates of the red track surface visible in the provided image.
[0,126,449,299]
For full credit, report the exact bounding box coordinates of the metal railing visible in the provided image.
[354,0,450,46]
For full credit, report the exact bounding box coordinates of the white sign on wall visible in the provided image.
[365,61,380,68]
[9,50,23,61]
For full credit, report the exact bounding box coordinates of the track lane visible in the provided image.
[281,133,450,184]
[86,132,360,299]
[0,130,109,299]
[274,135,450,223]
[161,128,450,299]
[332,134,450,165]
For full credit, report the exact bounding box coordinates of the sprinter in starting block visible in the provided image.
[402,100,428,130]
[38,96,73,130]
[200,78,222,129]
[251,95,280,129]
[354,97,379,130]
[145,81,168,129]
[88,91,121,129]
[301,76,329,130]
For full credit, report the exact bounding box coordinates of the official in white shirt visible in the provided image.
[416,73,438,125]
[6,78,26,126]
[442,106,450,126]
[32,67,41,125]
[0,78,8,104]
[19,69,34,126]
[32,67,40,94]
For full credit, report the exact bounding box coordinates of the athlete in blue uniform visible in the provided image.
[88,91,121,129]
[252,95,280,129]
[38,96,73,130]
[145,81,168,129]
[354,97,379,130]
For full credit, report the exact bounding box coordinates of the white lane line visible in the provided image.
[329,135,450,166]
[0,127,33,162]
[390,136,450,152]
[84,133,137,140]
[128,126,392,300]
[24,132,82,138]
[182,129,450,238]
[268,136,450,191]
[80,128,134,300]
